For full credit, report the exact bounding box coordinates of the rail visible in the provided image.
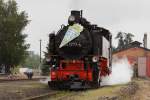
[24,92,58,100]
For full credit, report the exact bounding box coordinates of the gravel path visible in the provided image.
[1,78,150,100]
[0,80,55,100]
[131,78,150,100]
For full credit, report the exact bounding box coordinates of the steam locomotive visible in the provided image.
[47,10,112,89]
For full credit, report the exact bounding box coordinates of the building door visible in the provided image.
[138,57,146,77]
[146,57,150,77]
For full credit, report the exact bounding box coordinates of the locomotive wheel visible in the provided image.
[48,81,53,89]
[92,66,101,88]
[48,81,52,88]
[48,81,57,90]
[92,70,101,88]
[94,76,101,88]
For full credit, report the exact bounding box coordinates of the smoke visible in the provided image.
[101,57,133,86]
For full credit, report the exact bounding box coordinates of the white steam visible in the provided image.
[101,57,133,86]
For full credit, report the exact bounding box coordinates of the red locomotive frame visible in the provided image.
[48,56,111,89]
[51,58,109,81]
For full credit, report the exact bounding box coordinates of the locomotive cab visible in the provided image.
[47,10,112,89]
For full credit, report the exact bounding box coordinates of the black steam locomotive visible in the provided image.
[48,10,112,89]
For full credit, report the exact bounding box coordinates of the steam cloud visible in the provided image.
[101,57,133,86]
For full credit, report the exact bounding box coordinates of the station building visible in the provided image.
[113,40,150,77]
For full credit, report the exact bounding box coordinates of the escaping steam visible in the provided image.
[101,57,133,86]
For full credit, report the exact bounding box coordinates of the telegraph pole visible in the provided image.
[39,39,42,75]
[40,39,42,63]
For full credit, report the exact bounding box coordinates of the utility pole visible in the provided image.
[39,39,42,75]
[40,39,42,63]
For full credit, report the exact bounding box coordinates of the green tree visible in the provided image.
[112,46,117,53]
[115,32,125,50]
[124,33,134,45]
[41,46,51,75]
[0,0,29,73]
[22,52,40,69]
[115,32,134,51]
[41,32,55,75]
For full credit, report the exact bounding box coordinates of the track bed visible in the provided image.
[1,78,150,100]
[0,80,57,100]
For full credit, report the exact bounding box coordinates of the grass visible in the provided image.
[72,85,124,100]
[47,84,127,100]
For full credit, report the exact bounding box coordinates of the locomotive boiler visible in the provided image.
[47,10,112,89]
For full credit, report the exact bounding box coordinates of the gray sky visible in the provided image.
[15,0,150,55]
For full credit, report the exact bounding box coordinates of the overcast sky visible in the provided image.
[15,0,150,55]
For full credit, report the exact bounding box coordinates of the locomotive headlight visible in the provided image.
[92,56,99,62]
[69,15,75,22]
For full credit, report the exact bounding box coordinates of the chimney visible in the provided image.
[71,10,81,19]
[143,33,147,48]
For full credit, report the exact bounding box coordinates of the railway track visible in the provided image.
[24,91,82,100]
[0,78,45,83]
[0,78,46,82]
[24,91,58,100]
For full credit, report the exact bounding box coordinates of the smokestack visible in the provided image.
[71,10,81,18]
[143,33,147,48]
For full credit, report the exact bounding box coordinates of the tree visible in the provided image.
[115,32,134,51]
[115,32,125,50]
[112,46,117,53]
[124,33,134,45]
[41,32,55,75]
[0,0,29,73]
[22,52,40,69]
[41,45,51,75]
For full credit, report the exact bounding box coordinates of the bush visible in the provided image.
[41,64,50,76]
